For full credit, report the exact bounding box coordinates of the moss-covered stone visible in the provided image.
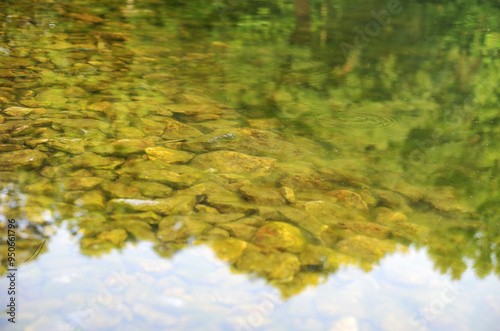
[191,150,275,177]
[279,187,296,203]
[192,113,220,122]
[160,117,203,140]
[63,190,86,203]
[194,204,220,214]
[253,222,306,253]
[0,149,47,170]
[101,182,141,199]
[68,168,93,178]
[210,237,248,263]
[0,144,22,152]
[113,159,164,176]
[277,163,332,191]
[111,138,156,155]
[190,213,245,224]
[359,189,378,207]
[193,119,240,132]
[139,118,166,136]
[90,138,155,155]
[157,215,211,242]
[24,179,53,194]
[232,216,265,227]
[302,200,365,224]
[183,128,304,159]
[2,106,45,117]
[153,195,197,215]
[299,244,356,270]
[108,195,196,215]
[239,184,286,205]
[35,89,68,108]
[114,126,146,139]
[175,93,220,105]
[210,202,257,214]
[145,146,194,164]
[45,138,85,154]
[278,207,329,241]
[130,181,173,198]
[329,190,369,213]
[218,223,258,242]
[205,227,230,239]
[323,250,358,271]
[336,235,397,261]
[98,229,128,246]
[50,118,110,132]
[117,220,156,241]
[237,249,300,280]
[0,171,18,182]
[135,169,200,189]
[62,177,103,190]
[203,183,256,213]
[64,86,88,97]
[11,124,36,137]
[75,190,106,210]
[87,101,113,112]
[110,211,162,225]
[26,139,50,149]
[70,152,113,168]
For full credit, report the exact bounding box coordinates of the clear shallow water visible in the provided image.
[1,0,500,330]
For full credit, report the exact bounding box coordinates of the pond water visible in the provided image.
[1,0,500,330]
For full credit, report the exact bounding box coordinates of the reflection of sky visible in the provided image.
[1,224,499,331]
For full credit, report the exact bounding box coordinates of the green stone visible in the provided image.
[145,146,194,164]
[157,215,211,242]
[70,152,113,168]
[253,222,306,253]
[336,235,397,261]
[239,184,285,205]
[75,190,106,210]
[0,150,47,170]
[130,181,173,198]
[190,150,275,177]
[45,139,85,154]
[61,177,103,190]
[98,229,128,246]
[101,182,141,199]
[210,237,247,263]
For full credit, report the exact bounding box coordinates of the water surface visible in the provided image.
[1,0,500,330]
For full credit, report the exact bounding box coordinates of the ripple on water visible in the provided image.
[315,112,399,129]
